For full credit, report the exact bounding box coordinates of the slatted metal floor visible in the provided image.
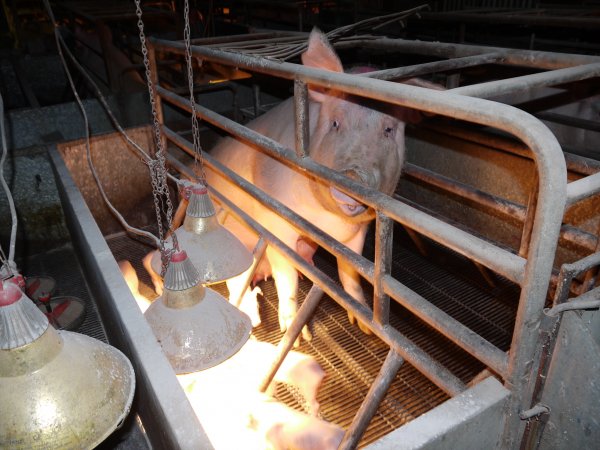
[106,224,519,448]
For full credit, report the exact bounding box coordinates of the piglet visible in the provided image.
[249,396,344,450]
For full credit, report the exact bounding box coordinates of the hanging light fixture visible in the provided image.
[145,250,252,373]
[0,279,135,449]
[149,184,253,284]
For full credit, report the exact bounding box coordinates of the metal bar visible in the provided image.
[567,172,600,206]
[349,37,600,69]
[546,290,600,317]
[536,111,600,133]
[382,273,509,378]
[373,212,392,326]
[294,79,309,157]
[170,154,467,397]
[232,237,267,308]
[258,285,324,393]
[416,122,600,177]
[519,175,538,257]
[158,86,527,286]
[404,163,526,223]
[450,63,600,99]
[339,350,405,450]
[363,53,505,81]
[146,41,166,152]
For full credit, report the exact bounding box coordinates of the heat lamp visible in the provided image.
[149,183,253,284]
[145,250,252,373]
[0,279,135,448]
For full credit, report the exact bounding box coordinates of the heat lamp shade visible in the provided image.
[150,216,253,285]
[0,327,135,449]
[144,286,252,374]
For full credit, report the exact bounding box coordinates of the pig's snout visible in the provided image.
[329,168,377,217]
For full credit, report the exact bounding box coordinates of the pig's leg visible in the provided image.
[338,226,372,334]
[267,246,312,344]
[226,269,262,327]
[142,251,163,296]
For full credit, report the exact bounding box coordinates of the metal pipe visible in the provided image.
[363,53,505,81]
[567,172,600,206]
[339,350,405,450]
[546,291,600,317]
[373,212,392,326]
[450,63,600,99]
[294,80,309,157]
[158,86,527,286]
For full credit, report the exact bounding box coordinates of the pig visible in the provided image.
[248,395,345,450]
[205,28,419,339]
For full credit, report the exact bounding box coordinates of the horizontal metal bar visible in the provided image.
[450,63,600,99]
[347,37,600,69]
[566,172,600,206]
[158,85,528,285]
[168,155,467,397]
[382,273,509,377]
[363,53,505,81]
[546,291,600,317]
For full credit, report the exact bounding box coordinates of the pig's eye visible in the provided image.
[384,126,395,138]
[332,120,340,130]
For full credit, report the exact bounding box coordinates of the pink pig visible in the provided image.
[206,28,417,339]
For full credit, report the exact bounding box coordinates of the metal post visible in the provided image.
[294,79,309,158]
[374,212,392,326]
[338,350,405,449]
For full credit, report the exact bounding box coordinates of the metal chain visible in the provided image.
[183,0,206,182]
[134,0,179,274]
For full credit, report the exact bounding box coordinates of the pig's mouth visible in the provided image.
[329,186,367,217]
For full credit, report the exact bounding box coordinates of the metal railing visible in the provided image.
[145,34,600,449]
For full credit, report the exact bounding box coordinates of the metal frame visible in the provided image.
[146,34,600,448]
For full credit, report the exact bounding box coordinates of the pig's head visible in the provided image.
[301,29,418,222]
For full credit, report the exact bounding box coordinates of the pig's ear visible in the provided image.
[301,28,343,103]
[396,78,446,122]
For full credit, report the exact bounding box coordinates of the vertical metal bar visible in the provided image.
[374,212,392,326]
[519,173,539,257]
[338,350,405,450]
[258,285,324,393]
[253,83,261,118]
[232,237,267,308]
[147,41,167,152]
[294,79,309,158]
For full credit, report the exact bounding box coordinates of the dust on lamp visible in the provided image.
[150,183,253,284]
[145,250,252,373]
[0,279,135,449]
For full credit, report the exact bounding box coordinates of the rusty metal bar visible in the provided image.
[363,52,505,81]
[158,85,527,286]
[374,212,392,326]
[404,163,526,223]
[146,41,166,153]
[546,290,600,317]
[416,122,600,177]
[167,149,468,397]
[567,172,600,206]
[450,63,600,99]
[258,285,324,394]
[294,79,309,157]
[339,350,405,450]
[347,37,600,69]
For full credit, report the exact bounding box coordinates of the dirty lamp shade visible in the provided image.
[0,281,135,449]
[145,251,252,374]
[150,184,253,284]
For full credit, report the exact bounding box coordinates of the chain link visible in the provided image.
[183,0,206,182]
[134,0,178,274]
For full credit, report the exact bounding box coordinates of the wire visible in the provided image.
[0,92,18,272]
[42,0,160,247]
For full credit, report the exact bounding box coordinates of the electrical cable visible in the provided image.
[42,0,160,247]
[0,92,18,274]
